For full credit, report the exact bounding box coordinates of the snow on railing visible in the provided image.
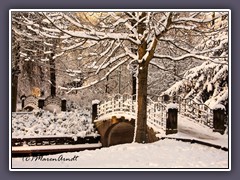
[154,94,217,128]
[97,94,216,130]
[147,97,167,132]
[177,97,213,128]
[97,93,219,131]
[97,94,136,121]
[158,95,214,128]
[96,94,167,131]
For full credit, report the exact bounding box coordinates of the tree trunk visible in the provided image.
[12,43,20,112]
[12,73,18,112]
[49,53,56,96]
[133,12,159,143]
[132,74,136,97]
[135,62,149,143]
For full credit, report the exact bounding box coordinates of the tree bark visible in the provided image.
[134,12,149,143]
[132,74,136,97]
[49,52,56,96]
[135,62,149,143]
[134,37,157,143]
[12,43,20,112]
[12,72,19,112]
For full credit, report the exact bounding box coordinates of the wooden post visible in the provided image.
[213,105,226,135]
[166,104,178,135]
[92,100,100,122]
[38,99,45,109]
[49,52,56,97]
[61,99,67,111]
[20,95,26,110]
[132,74,136,99]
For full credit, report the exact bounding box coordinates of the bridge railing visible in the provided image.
[147,98,167,131]
[158,95,214,128]
[96,94,168,131]
[97,94,136,120]
[179,98,213,128]
[95,94,226,135]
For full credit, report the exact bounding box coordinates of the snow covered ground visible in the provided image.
[12,139,228,169]
[11,112,229,170]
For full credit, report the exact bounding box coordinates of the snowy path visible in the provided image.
[161,115,228,148]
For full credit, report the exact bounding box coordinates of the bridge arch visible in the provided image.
[23,95,38,111]
[24,104,38,111]
[103,121,134,147]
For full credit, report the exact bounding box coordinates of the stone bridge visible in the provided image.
[95,116,135,147]
[92,94,178,147]
[92,94,227,147]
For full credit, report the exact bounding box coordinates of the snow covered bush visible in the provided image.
[12,109,98,138]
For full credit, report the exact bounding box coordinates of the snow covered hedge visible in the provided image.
[12,109,99,138]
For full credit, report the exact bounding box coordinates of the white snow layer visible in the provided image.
[166,103,178,110]
[12,110,98,138]
[12,113,228,169]
[92,99,100,105]
[213,104,226,110]
[12,138,228,169]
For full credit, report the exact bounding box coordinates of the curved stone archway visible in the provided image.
[24,104,38,111]
[104,122,134,147]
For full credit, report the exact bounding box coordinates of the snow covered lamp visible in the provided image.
[92,100,100,122]
[213,104,226,135]
[166,103,178,135]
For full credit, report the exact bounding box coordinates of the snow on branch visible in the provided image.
[53,52,64,59]
[155,12,172,36]
[12,26,42,42]
[59,58,129,93]
[154,53,228,65]
[62,13,92,32]
[159,37,191,54]
[61,40,87,51]
[149,61,171,71]
[100,53,128,71]
[99,40,115,56]
[43,12,141,45]
[96,41,122,74]
[169,24,197,31]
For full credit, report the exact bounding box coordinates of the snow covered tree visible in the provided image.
[12,11,229,143]
[163,12,228,109]
[12,12,49,101]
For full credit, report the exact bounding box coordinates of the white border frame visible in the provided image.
[9,9,231,171]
